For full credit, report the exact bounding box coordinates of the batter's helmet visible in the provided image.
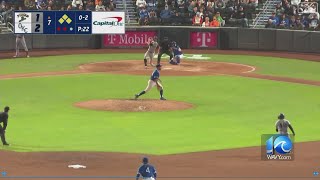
[4,106,10,112]
[156,64,162,68]
[278,113,285,119]
[142,157,149,164]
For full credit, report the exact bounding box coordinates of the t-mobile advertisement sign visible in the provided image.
[190,32,218,48]
[104,31,157,48]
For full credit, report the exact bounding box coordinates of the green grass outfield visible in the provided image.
[1,53,320,154]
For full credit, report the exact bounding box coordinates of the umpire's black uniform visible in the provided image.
[0,106,10,146]
[157,39,173,65]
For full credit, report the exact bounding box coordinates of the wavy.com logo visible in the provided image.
[262,134,294,161]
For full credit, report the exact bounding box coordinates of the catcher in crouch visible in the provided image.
[135,64,166,100]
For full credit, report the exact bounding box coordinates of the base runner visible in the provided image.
[275,113,296,136]
[14,34,30,58]
[144,37,158,68]
[136,157,157,180]
[135,64,166,100]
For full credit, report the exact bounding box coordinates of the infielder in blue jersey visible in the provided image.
[135,64,166,100]
[136,157,157,180]
[169,41,182,65]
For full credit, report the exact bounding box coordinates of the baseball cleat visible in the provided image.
[3,143,9,146]
[27,55,30,58]
[144,66,147,69]
[134,94,139,100]
[160,97,166,100]
[13,55,17,58]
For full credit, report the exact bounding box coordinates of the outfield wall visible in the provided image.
[1,27,320,53]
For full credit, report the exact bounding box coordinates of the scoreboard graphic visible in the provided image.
[14,11,125,35]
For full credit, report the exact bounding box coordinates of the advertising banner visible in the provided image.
[103,31,157,48]
[190,31,218,48]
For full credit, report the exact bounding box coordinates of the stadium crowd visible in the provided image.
[136,0,260,26]
[266,0,320,30]
[0,0,116,25]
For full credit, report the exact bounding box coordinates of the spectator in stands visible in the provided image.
[215,12,225,26]
[47,5,52,10]
[265,19,276,28]
[289,15,296,28]
[78,4,84,10]
[268,12,279,26]
[301,15,310,28]
[136,0,147,9]
[309,13,319,29]
[199,7,205,16]
[202,16,210,26]
[226,0,236,13]
[230,6,248,27]
[146,0,157,11]
[160,5,173,24]
[139,7,149,25]
[188,1,196,13]
[96,0,106,10]
[215,0,226,12]
[107,0,116,11]
[192,12,203,26]
[72,0,83,8]
[36,0,46,9]
[24,0,36,10]
[177,0,186,13]
[190,6,198,17]
[172,11,183,24]
[294,17,304,29]
[210,16,220,26]
[275,3,284,16]
[67,4,73,10]
[86,0,95,10]
[149,9,159,25]
[278,14,289,28]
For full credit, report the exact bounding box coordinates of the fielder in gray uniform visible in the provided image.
[144,37,158,68]
[14,34,30,58]
[275,113,295,136]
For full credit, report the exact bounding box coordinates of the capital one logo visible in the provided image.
[190,32,217,48]
[266,135,292,155]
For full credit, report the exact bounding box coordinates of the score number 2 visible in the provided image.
[79,15,89,21]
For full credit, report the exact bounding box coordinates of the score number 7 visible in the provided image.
[48,19,52,25]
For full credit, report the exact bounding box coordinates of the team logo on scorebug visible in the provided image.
[263,135,294,160]
[17,13,29,22]
[58,14,72,24]
[93,16,124,27]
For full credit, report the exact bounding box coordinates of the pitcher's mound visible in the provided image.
[75,99,194,112]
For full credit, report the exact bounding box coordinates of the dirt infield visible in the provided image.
[0,49,319,179]
[75,99,194,112]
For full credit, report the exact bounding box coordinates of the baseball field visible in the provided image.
[0,49,319,180]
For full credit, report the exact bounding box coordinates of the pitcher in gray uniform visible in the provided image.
[275,113,295,136]
[14,34,30,58]
[143,37,158,68]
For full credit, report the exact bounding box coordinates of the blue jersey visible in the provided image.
[150,69,160,81]
[173,46,182,56]
[137,164,157,178]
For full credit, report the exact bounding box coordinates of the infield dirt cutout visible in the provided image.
[75,99,194,112]
[78,60,255,76]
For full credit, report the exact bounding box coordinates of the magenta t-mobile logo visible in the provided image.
[190,32,217,48]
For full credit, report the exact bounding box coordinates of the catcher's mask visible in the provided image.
[4,106,10,112]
